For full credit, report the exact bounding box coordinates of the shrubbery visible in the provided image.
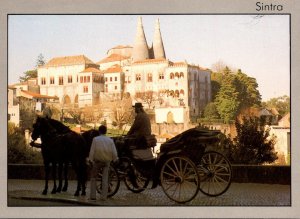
[8,122,43,164]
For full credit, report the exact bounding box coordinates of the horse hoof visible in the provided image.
[62,187,68,192]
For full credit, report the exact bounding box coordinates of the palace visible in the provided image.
[37,17,212,122]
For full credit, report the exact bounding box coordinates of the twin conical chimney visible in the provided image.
[132,17,149,62]
[132,17,166,62]
[152,18,166,59]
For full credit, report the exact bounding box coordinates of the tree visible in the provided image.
[108,96,133,129]
[135,91,157,109]
[203,102,219,119]
[36,53,46,67]
[19,54,46,82]
[232,117,277,164]
[19,69,38,82]
[262,95,290,116]
[8,122,43,164]
[215,69,240,123]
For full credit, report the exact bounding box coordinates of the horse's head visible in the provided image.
[31,116,53,141]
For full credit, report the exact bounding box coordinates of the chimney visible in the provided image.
[132,17,149,62]
[152,18,166,59]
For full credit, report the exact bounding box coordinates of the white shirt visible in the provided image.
[89,135,118,162]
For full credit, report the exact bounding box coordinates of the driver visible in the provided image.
[127,102,151,147]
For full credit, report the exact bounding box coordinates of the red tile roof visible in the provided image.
[97,54,129,64]
[43,55,96,67]
[21,90,58,100]
[101,65,122,74]
[80,67,101,73]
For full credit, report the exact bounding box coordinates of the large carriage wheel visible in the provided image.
[123,161,150,193]
[197,151,232,197]
[96,165,120,197]
[160,155,200,203]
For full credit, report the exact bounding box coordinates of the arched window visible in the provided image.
[180,72,184,78]
[175,90,179,97]
[180,89,184,95]
[170,73,174,79]
[175,72,179,79]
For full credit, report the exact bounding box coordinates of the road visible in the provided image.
[7,179,290,206]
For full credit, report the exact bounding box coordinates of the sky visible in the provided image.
[8,15,290,101]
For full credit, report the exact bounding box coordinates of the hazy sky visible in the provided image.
[8,15,290,101]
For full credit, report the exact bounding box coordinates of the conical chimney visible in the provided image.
[152,18,166,59]
[132,17,149,62]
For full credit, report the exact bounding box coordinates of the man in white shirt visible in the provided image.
[88,125,118,200]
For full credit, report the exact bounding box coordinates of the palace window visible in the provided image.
[147,73,153,82]
[87,76,90,83]
[50,77,55,84]
[110,77,112,82]
[136,74,141,81]
[115,85,118,90]
[41,77,46,85]
[159,73,164,80]
[170,73,174,79]
[80,76,83,83]
[84,76,87,83]
[83,86,88,93]
[68,75,72,83]
[115,76,118,82]
[180,72,184,78]
[59,76,64,85]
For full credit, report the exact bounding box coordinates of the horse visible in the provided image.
[31,116,87,196]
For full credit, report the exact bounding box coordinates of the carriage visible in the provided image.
[96,127,232,203]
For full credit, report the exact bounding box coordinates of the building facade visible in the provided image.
[36,17,212,122]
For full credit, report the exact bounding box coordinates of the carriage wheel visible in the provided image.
[124,162,150,193]
[197,151,232,197]
[96,165,120,197]
[160,155,199,203]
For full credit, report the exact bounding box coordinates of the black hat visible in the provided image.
[133,102,143,108]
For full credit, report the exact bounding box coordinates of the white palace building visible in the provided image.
[37,17,212,123]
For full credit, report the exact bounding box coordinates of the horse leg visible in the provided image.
[56,162,63,193]
[51,162,57,194]
[43,163,49,195]
[73,163,81,196]
[80,162,87,196]
[62,162,68,192]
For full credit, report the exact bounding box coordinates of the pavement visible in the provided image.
[7,179,291,206]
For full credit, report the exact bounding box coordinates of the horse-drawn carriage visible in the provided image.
[96,127,232,203]
[31,117,231,203]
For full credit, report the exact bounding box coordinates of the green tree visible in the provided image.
[215,69,240,123]
[19,54,46,82]
[236,69,261,110]
[203,102,219,119]
[262,95,290,116]
[19,69,37,82]
[232,117,277,164]
[36,53,46,67]
[8,122,42,164]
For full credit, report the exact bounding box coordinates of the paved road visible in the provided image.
[7,179,290,206]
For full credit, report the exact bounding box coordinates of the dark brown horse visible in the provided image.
[31,117,87,196]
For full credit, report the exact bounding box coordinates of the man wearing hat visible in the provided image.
[127,102,151,141]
